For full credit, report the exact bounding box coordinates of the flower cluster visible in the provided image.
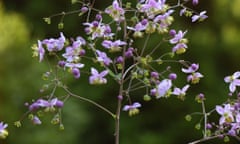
[27,98,64,125]
[23,0,213,143]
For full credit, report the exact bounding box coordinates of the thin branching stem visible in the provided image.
[62,86,115,118]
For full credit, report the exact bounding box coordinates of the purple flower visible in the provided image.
[192,11,208,22]
[64,63,84,78]
[156,79,172,98]
[139,0,166,18]
[116,56,124,63]
[96,50,112,66]
[216,104,234,125]
[182,63,199,73]
[187,72,203,84]
[89,68,108,85]
[168,73,177,80]
[182,64,203,84]
[172,43,188,54]
[37,40,45,62]
[192,0,199,5]
[172,85,190,97]
[153,9,174,23]
[42,32,66,52]
[180,8,186,16]
[105,0,125,22]
[224,71,240,93]
[29,98,64,111]
[102,40,126,52]
[128,19,148,32]
[32,116,42,125]
[170,30,187,44]
[0,122,8,139]
[83,21,114,40]
[123,102,141,111]
[125,47,134,58]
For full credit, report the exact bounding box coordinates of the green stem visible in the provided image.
[62,86,116,118]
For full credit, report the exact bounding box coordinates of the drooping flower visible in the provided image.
[123,102,142,111]
[28,98,64,111]
[216,104,234,125]
[62,36,86,63]
[96,50,112,66]
[156,79,172,98]
[105,0,125,22]
[182,63,203,84]
[169,30,187,44]
[172,85,190,99]
[192,11,208,22]
[182,63,199,73]
[42,32,66,52]
[32,115,42,125]
[89,68,108,84]
[37,40,45,62]
[192,0,199,5]
[123,102,141,116]
[224,71,240,93]
[0,122,8,139]
[127,19,148,37]
[139,0,166,19]
[102,40,127,52]
[64,63,85,79]
[83,21,114,40]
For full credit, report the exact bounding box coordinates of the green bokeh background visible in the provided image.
[1,0,240,143]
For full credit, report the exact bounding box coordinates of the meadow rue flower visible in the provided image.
[89,68,108,85]
[139,0,166,19]
[42,32,66,52]
[0,122,8,139]
[182,63,203,84]
[65,63,84,78]
[123,102,141,116]
[192,0,199,5]
[156,79,172,98]
[170,30,187,44]
[83,21,114,40]
[96,50,112,66]
[153,9,174,33]
[125,47,134,58]
[224,71,240,93]
[216,104,234,125]
[172,84,190,99]
[105,0,125,22]
[169,30,188,54]
[62,36,86,63]
[168,73,177,80]
[29,98,64,111]
[192,11,208,22]
[182,63,199,73]
[32,115,42,125]
[102,40,127,52]
[37,40,45,62]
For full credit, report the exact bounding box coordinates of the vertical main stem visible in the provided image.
[115,0,127,143]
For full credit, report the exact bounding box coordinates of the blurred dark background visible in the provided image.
[1,0,240,143]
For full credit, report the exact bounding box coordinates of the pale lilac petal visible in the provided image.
[233,71,240,79]
[132,102,141,108]
[229,83,236,93]
[99,70,108,77]
[91,68,99,75]
[224,76,231,83]
[216,105,224,115]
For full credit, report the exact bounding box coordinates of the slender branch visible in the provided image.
[62,86,116,118]
[201,101,207,138]
[188,135,220,144]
